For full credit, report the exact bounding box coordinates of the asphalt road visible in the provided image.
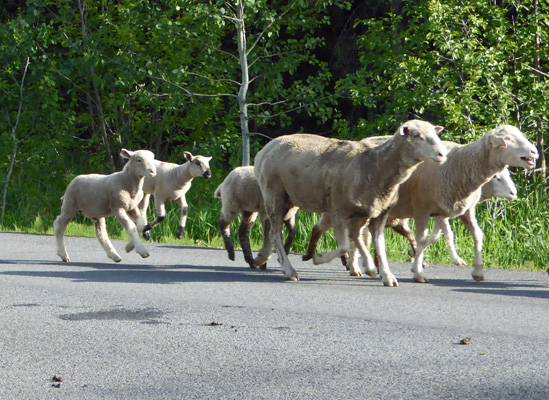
[1,231,548,400]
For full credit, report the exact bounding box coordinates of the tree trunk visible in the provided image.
[236,1,251,167]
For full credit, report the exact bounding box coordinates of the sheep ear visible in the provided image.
[490,135,508,148]
[434,126,444,134]
[399,126,410,137]
[121,149,134,159]
[205,156,212,162]
[184,151,193,162]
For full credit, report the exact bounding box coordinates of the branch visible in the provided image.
[523,63,549,79]
[151,74,237,99]
[246,0,301,56]
[2,57,30,219]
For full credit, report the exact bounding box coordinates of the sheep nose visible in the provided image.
[531,148,539,158]
[204,171,212,179]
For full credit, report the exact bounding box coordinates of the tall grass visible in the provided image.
[2,172,547,272]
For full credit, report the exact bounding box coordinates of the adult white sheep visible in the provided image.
[54,149,157,263]
[140,151,212,240]
[388,125,537,283]
[214,166,297,269]
[254,120,447,286]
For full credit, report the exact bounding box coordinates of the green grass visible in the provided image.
[2,175,548,272]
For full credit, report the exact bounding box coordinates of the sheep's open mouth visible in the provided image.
[521,157,535,167]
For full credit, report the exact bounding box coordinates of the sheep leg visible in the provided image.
[352,222,378,278]
[143,200,166,234]
[218,216,235,262]
[54,212,75,262]
[265,196,298,281]
[114,209,149,258]
[94,217,122,262]
[139,193,153,240]
[411,216,430,283]
[254,216,271,269]
[175,196,188,239]
[459,209,484,282]
[391,220,417,259]
[313,219,351,266]
[239,211,258,269]
[303,213,332,262]
[435,218,467,266]
[283,207,298,254]
[369,214,398,286]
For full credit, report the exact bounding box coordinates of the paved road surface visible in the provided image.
[1,232,548,399]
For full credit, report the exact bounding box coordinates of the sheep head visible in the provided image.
[487,126,538,170]
[482,168,517,201]
[121,148,157,178]
[184,151,213,179]
[398,119,448,164]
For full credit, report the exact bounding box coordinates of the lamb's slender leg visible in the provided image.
[459,209,484,282]
[265,196,298,281]
[313,218,350,265]
[254,216,271,269]
[239,211,258,269]
[218,212,237,262]
[54,211,75,262]
[369,214,398,287]
[94,217,122,262]
[140,193,153,240]
[175,196,188,239]
[114,209,149,258]
[143,198,166,234]
[411,216,431,283]
[303,214,332,261]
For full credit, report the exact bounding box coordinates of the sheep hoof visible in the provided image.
[285,275,299,281]
[382,274,399,287]
[350,270,363,277]
[472,274,484,282]
[413,275,429,283]
[139,251,150,259]
[114,257,122,263]
[302,254,312,262]
[364,270,378,278]
[62,257,70,263]
[143,231,152,241]
[452,257,467,266]
[259,263,267,270]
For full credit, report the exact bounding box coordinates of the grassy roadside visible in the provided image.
[2,186,547,272]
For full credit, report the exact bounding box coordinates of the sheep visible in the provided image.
[419,166,517,266]
[303,127,535,283]
[54,149,157,263]
[303,165,517,266]
[214,166,297,269]
[387,125,537,283]
[254,120,447,286]
[140,151,212,240]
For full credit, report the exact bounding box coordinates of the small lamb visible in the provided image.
[214,166,297,269]
[140,151,212,239]
[54,149,157,263]
[254,120,447,286]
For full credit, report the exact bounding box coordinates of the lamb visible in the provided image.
[140,151,212,240]
[214,166,297,269]
[54,149,157,263]
[254,120,447,286]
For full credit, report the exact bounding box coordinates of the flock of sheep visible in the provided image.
[54,119,539,286]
